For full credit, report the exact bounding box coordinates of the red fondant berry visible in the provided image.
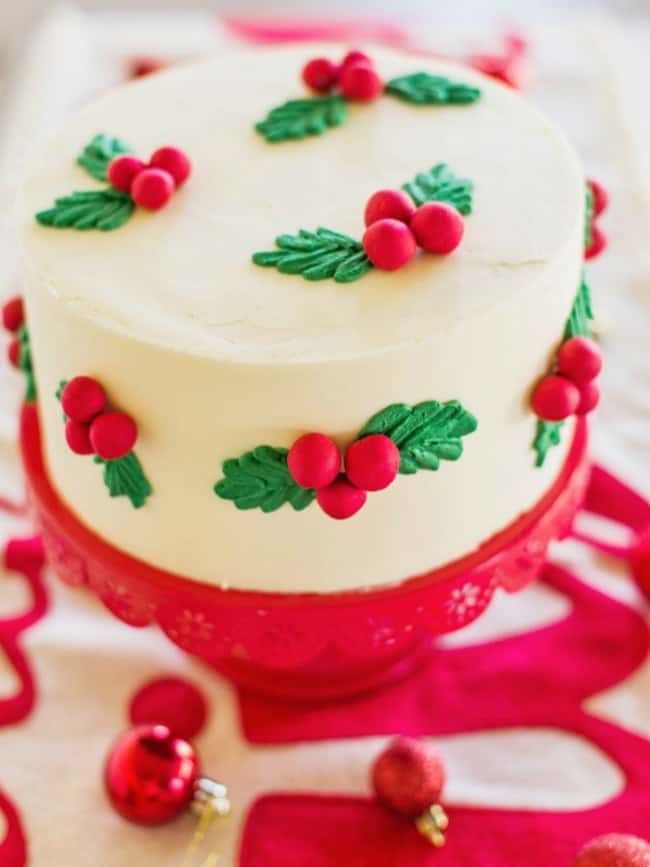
[108,155,146,193]
[90,411,138,460]
[364,189,415,228]
[531,374,581,422]
[61,376,106,424]
[287,433,340,489]
[576,380,600,416]
[65,419,94,455]
[410,202,465,254]
[588,178,609,217]
[316,475,367,520]
[372,736,445,818]
[2,296,24,333]
[585,223,607,260]
[149,147,192,187]
[557,336,603,385]
[301,57,339,93]
[341,49,372,69]
[362,219,417,271]
[339,61,383,101]
[574,834,650,867]
[345,434,400,492]
[131,168,175,211]
[7,338,21,368]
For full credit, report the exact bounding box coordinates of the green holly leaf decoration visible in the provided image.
[255,95,347,143]
[36,189,135,232]
[16,326,36,402]
[532,420,564,468]
[95,453,153,509]
[76,133,133,182]
[564,278,594,340]
[252,228,372,283]
[584,183,595,250]
[385,73,481,106]
[402,163,474,215]
[214,446,316,513]
[357,400,478,475]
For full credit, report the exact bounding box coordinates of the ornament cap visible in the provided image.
[192,777,231,818]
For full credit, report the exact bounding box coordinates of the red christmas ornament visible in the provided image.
[7,338,21,369]
[341,49,372,70]
[372,736,448,847]
[557,336,603,385]
[585,223,607,260]
[90,411,138,460]
[149,147,192,187]
[339,61,383,101]
[362,219,417,271]
[364,189,416,228]
[107,155,146,193]
[410,202,465,254]
[588,178,609,217]
[129,676,209,742]
[531,374,581,422]
[131,168,175,211]
[302,57,339,93]
[576,380,600,416]
[2,296,24,333]
[345,434,400,492]
[316,474,367,520]
[65,419,94,455]
[574,834,650,867]
[61,376,106,424]
[287,433,341,489]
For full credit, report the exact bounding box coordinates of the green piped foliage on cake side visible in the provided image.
[94,453,153,509]
[36,189,135,232]
[402,163,474,215]
[385,73,481,105]
[255,95,348,143]
[16,326,36,403]
[76,133,133,182]
[214,447,316,513]
[584,183,594,251]
[252,228,372,283]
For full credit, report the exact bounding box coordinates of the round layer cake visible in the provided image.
[19,44,585,593]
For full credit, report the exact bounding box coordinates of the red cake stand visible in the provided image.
[20,403,589,701]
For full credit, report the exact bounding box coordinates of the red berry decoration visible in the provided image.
[65,419,94,455]
[345,434,400,492]
[363,219,417,271]
[287,433,341,489]
[341,49,372,70]
[316,475,367,520]
[410,202,465,254]
[301,57,339,93]
[90,411,138,460]
[531,374,581,422]
[576,380,600,416]
[574,834,650,867]
[557,336,603,385]
[129,676,208,742]
[107,155,146,193]
[2,296,24,333]
[339,61,383,101]
[131,168,175,211]
[105,724,199,825]
[585,223,607,259]
[7,338,21,368]
[149,146,192,187]
[364,189,415,227]
[61,376,106,423]
[588,178,609,217]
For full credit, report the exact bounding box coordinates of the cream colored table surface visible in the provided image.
[0,8,649,865]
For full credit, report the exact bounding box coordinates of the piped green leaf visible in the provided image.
[532,420,564,468]
[77,133,133,182]
[36,189,135,232]
[385,73,481,106]
[402,162,474,215]
[95,452,153,509]
[16,326,36,402]
[214,446,316,513]
[255,95,347,143]
[252,227,372,283]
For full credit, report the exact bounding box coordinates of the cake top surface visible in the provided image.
[22,43,583,363]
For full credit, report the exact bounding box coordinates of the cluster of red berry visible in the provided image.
[531,336,603,423]
[107,146,191,211]
[302,49,384,102]
[60,376,138,460]
[362,189,464,271]
[287,431,401,520]
[585,178,608,260]
[2,296,25,368]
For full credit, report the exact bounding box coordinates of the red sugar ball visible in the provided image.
[316,474,367,520]
[574,834,650,867]
[576,380,600,416]
[65,419,94,455]
[531,374,581,422]
[61,376,106,424]
[345,434,400,492]
[288,433,340,489]
[339,61,383,101]
[557,336,603,385]
[585,223,607,260]
[341,49,372,69]
[363,219,417,271]
[129,676,209,742]
[7,338,21,368]
[90,411,138,460]
[364,189,415,228]
[2,296,24,333]
[131,168,175,211]
[107,155,146,193]
[372,736,445,818]
[410,202,465,254]
[588,178,609,218]
[302,57,339,93]
[149,147,192,187]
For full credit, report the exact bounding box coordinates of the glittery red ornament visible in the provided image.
[131,168,175,211]
[287,433,341,490]
[7,338,21,369]
[2,296,24,333]
[576,380,600,416]
[362,219,417,271]
[149,147,192,187]
[531,375,581,422]
[364,189,416,228]
[339,61,383,101]
[105,724,199,825]
[410,202,465,254]
[372,736,445,818]
[557,336,603,385]
[107,155,146,193]
[129,676,209,742]
[90,412,138,460]
[588,178,609,218]
[61,376,106,424]
[341,49,372,70]
[316,474,367,520]
[345,434,400,492]
[302,57,339,93]
[65,419,94,455]
[585,223,607,260]
[574,834,650,867]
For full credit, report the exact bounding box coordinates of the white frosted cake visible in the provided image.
[16,43,590,594]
